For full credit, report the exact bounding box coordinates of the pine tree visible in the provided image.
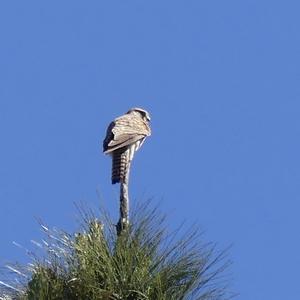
[0,202,232,299]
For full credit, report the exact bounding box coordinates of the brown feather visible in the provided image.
[103,108,151,184]
[111,148,130,184]
[103,112,151,154]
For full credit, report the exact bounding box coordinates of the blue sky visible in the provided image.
[0,1,299,299]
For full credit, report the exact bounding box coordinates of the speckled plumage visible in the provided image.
[103,108,151,184]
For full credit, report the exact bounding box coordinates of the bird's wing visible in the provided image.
[103,121,115,152]
[103,114,150,154]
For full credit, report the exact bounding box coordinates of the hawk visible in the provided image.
[103,108,151,184]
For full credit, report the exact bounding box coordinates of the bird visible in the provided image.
[103,108,151,184]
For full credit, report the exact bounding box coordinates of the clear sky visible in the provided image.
[0,1,299,299]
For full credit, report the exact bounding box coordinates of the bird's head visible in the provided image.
[127,107,151,122]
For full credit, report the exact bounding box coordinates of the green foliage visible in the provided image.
[1,202,232,300]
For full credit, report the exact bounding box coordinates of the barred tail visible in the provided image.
[112,148,130,184]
